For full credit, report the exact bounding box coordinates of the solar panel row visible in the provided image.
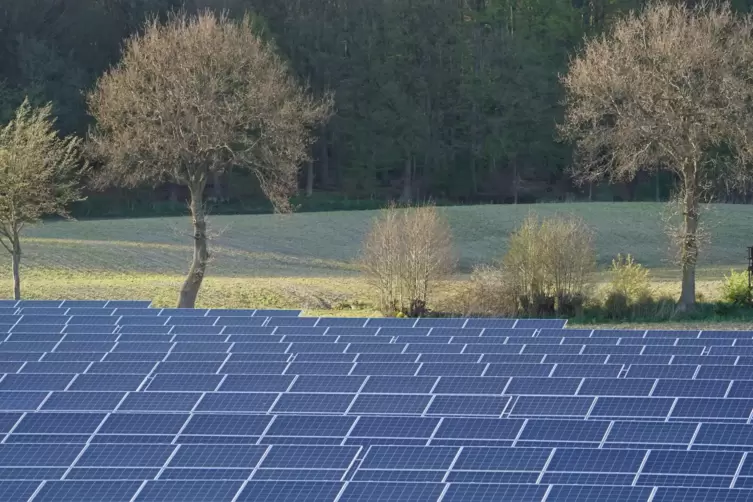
[2,444,753,483]
[4,478,753,502]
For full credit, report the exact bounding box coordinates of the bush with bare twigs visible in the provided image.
[460,265,518,317]
[359,203,456,317]
[464,214,596,317]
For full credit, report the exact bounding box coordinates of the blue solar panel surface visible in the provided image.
[1,302,753,500]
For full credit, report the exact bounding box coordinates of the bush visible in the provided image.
[602,254,652,319]
[461,265,518,317]
[721,269,751,306]
[607,254,652,303]
[359,202,456,316]
[500,213,596,316]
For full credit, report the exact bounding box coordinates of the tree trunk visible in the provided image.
[11,235,20,300]
[178,183,209,308]
[305,160,314,197]
[677,164,699,312]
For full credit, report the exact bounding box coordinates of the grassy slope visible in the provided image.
[3,202,752,310]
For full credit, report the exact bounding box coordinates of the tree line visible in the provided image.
[4,0,753,213]
[2,1,753,313]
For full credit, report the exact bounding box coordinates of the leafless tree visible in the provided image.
[0,99,86,299]
[359,203,456,316]
[560,1,753,312]
[87,11,333,308]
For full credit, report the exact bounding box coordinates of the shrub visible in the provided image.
[631,294,676,321]
[461,265,518,317]
[500,213,596,316]
[359,202,456,316]
[721,269,751,306]
[603,291,631,320]
[607,254,652,303]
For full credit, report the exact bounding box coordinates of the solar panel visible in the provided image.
[17,300,63,308]
[350,394,430,414]
[11,325,64,334]
[290,375,365,393]
[181,414,271,436]
[154,361,222,373]
[196,392,278,412]
[443,484,547,502]
[235,481,341,502]
[98,413,188,435]
[273,393,355,413]
[515,318,567,329]
[42,391,126,411]
[71,374,146,391]
[6,306,753,499]
[0,373,76,391]
[117,325,171,334]
[219,374,293,392]
[511,396,595,417]
[418,354,481,363]
[427,395,509,416]
[653,487,753,502]
[171,325,224,334]
[36,480,142,501]
[419,363,486,377]
[136,480,244,502]
[265,414,356,438]
[590,397,675,419]
[0,393,46,412]
[340,481,445,501]
[267,317,318,327]
[547,485,653,501]
[77,444,176,467]
[118,392,202,412]
[671,398,753,420]
[506,377,580,395]
[146,373,222,391]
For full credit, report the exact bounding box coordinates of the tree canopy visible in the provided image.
[0,98,86,299]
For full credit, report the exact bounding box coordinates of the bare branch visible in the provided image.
[87,10,333,210]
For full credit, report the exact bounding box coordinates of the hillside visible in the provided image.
[1,202,750,309]
[13,203,753,275]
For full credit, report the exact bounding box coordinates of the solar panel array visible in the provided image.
[1,300,753,500]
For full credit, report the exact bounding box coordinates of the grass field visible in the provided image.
[2,202,752,316]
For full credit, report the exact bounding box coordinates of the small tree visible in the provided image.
[359,203,456,316]
[87,11,332,308]
[560,1,753,312]
[0,99,86,299]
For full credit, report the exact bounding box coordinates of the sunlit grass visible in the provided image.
[1,202,751,322]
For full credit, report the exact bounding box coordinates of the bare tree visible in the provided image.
[560,1,753,312]
[87,11,333,308]
[0,98,86,299]
[359,203,456,316]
